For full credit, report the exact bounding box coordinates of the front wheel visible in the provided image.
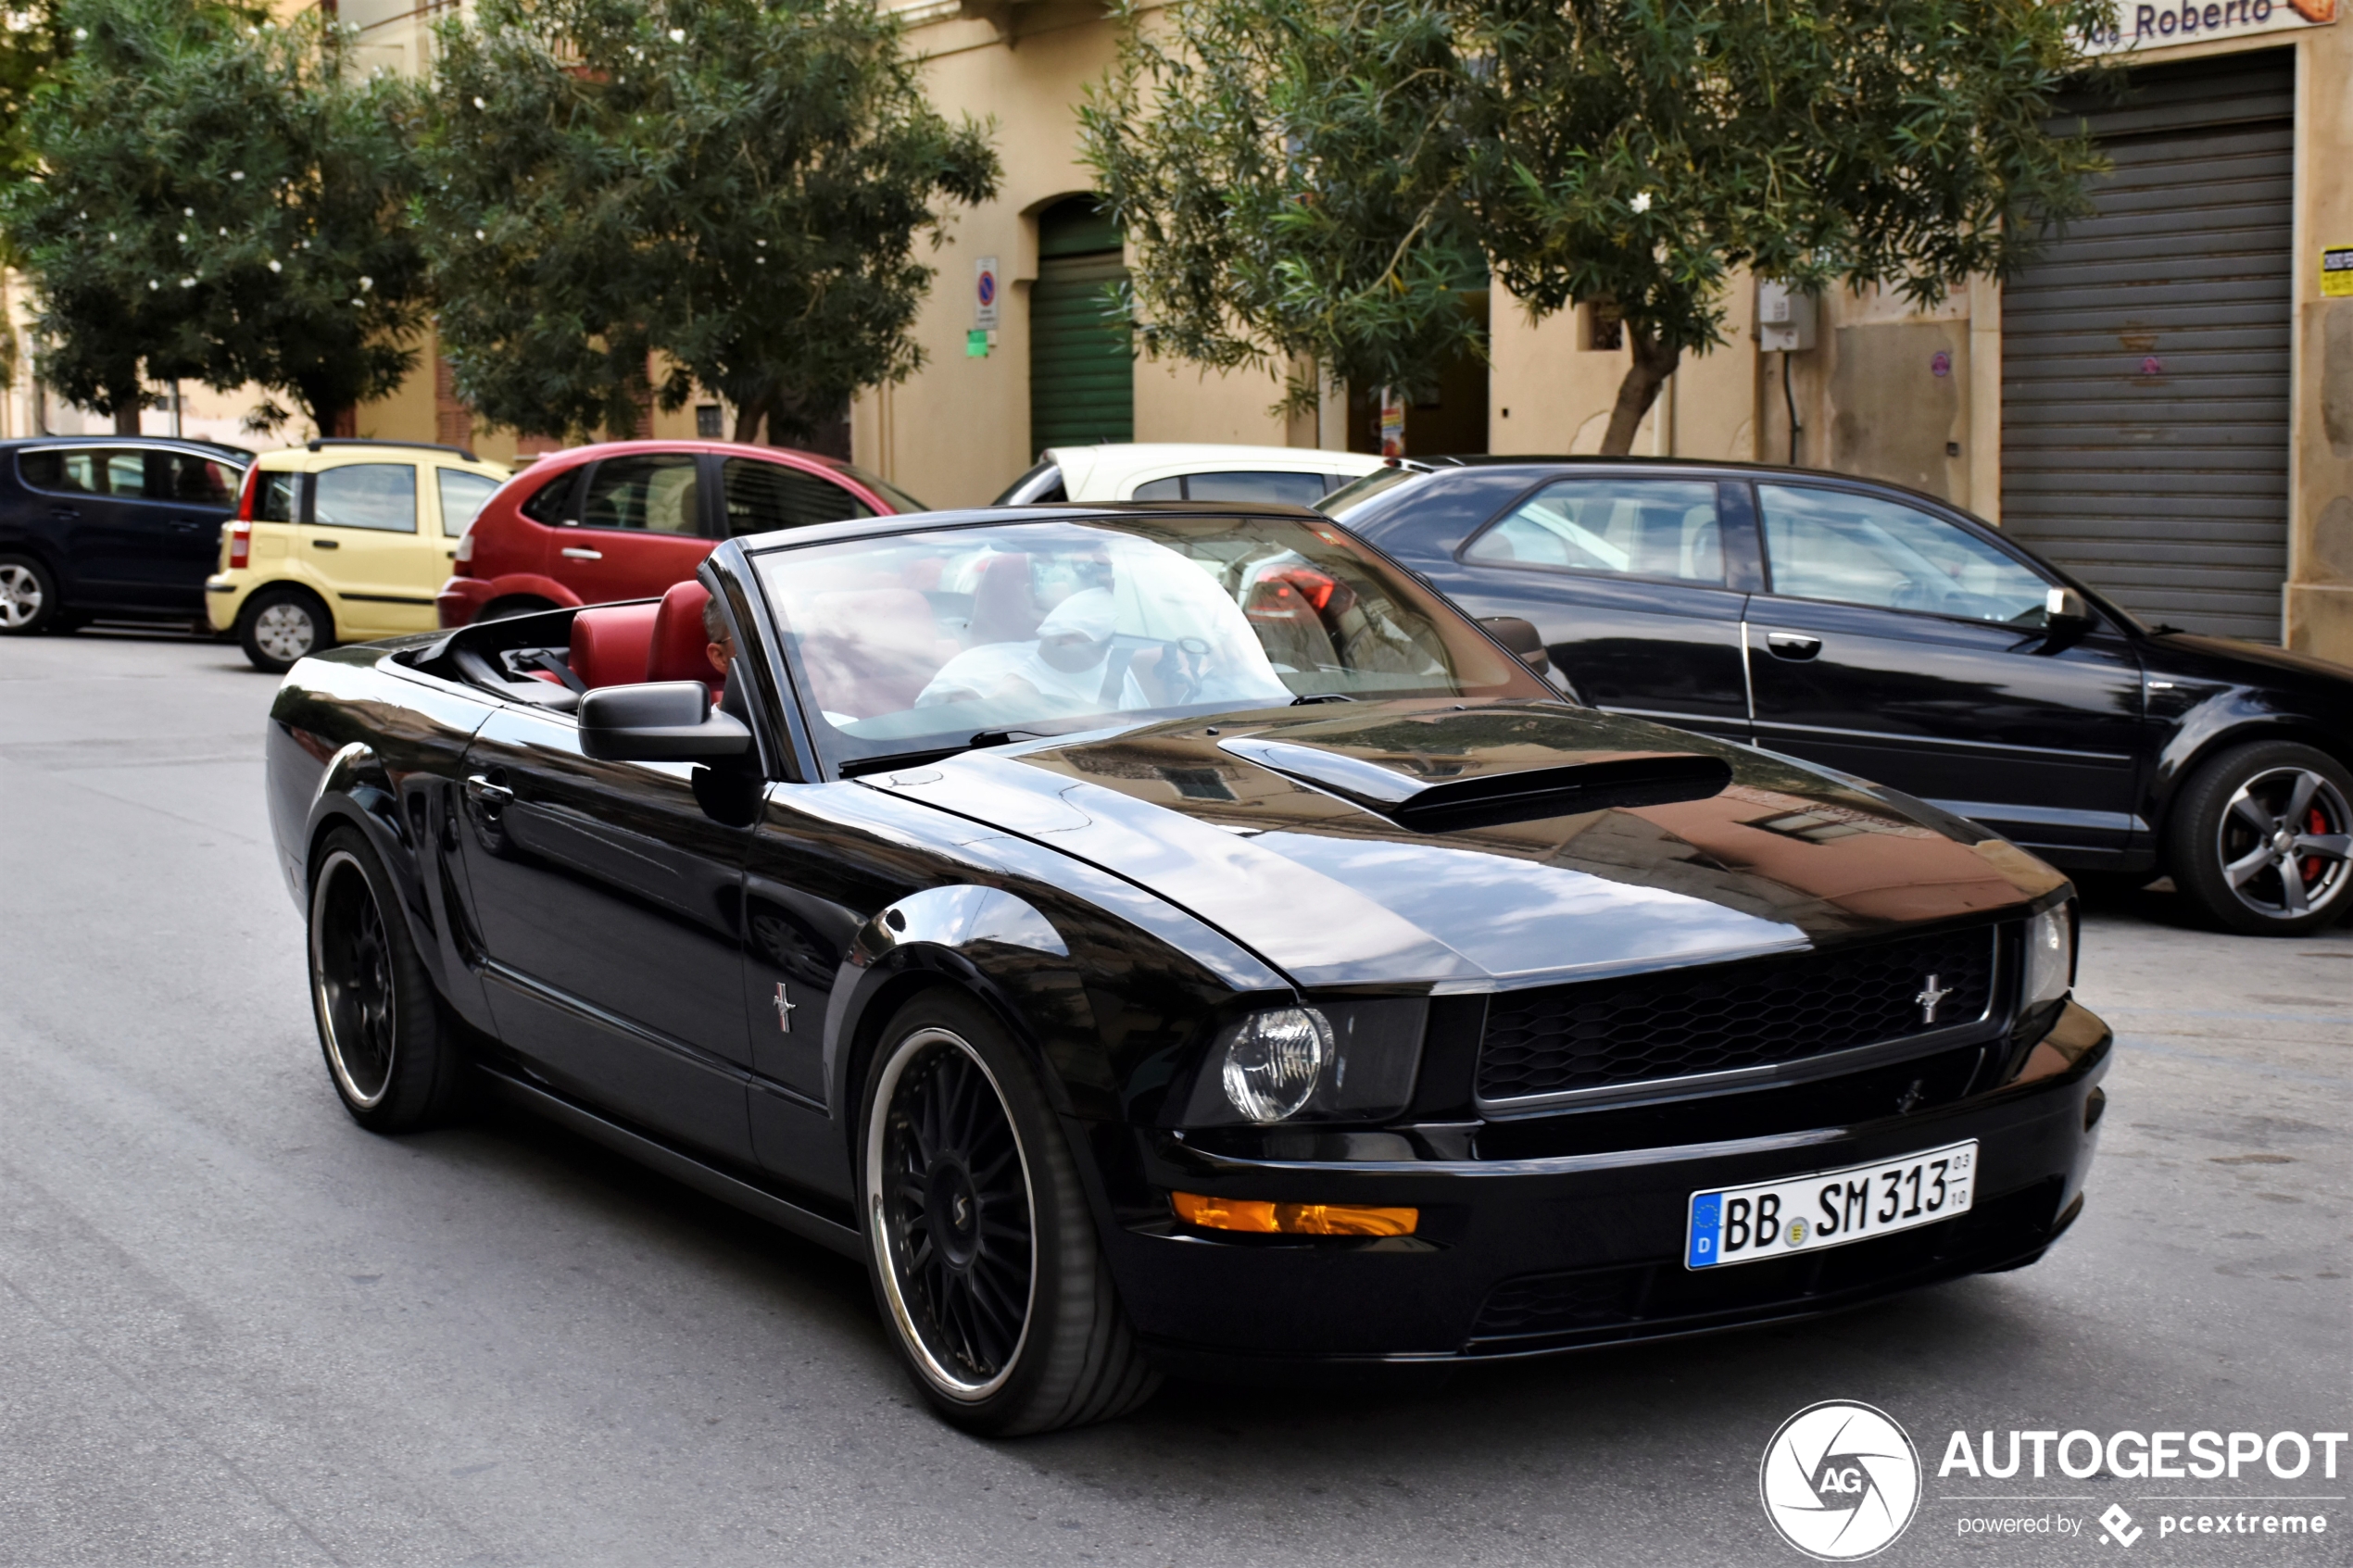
[0,554,62,635]
[2168,740,2353,935]
[861,990,1159,1435]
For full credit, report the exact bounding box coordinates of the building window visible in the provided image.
[696,404,724,439]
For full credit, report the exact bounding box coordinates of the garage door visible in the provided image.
[2000,52,2294,644]
[1029,197,1133,452]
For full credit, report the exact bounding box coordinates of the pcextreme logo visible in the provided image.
[1760,1400,1923,1561]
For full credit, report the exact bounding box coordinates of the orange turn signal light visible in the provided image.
[1171,1191,1417,1237]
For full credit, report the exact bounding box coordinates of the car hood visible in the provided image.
[2143,630,2353,689]
[860,700,2065,989]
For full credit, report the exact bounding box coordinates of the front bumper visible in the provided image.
[1089,1000,2110,1373]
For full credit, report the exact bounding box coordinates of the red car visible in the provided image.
[436,439,926,626]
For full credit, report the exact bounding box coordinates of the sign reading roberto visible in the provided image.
[2078,0,2334,55]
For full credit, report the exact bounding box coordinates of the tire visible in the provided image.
[2166,739,2353,935]
[860,989,1160,1436]
[0,554,62,635]
[239,586,333,673]
[308,826,472,1131]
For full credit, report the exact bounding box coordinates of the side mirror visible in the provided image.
[2045,585,2095,632]
[578,681,752,762]
[1478,615,1554,677]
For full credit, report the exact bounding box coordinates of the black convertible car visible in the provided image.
[266,504,2108,1435]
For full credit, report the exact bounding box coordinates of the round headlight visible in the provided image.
[1220,1007,1333,1123]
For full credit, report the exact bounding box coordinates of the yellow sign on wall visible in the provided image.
[2325,247,2353,299]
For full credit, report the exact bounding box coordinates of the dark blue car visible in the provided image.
[0,436,251,636]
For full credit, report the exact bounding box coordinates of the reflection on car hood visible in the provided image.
[860,700,2065,989]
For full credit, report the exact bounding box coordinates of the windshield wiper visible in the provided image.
[838,730,1051,779]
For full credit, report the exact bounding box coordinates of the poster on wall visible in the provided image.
[2078,0,2334,55]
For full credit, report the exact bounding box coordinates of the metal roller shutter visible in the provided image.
[1029,199,1132,452]
[2000,52,2294,643]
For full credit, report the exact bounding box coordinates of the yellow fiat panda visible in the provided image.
[206,439,511,671]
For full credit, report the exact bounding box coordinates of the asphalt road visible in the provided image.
[3,626,2347,1568]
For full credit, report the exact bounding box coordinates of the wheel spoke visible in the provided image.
[2293,833,2351,864]
[2283,771,2322,828]
[2222,845,2274,887]
[2227,791,2273,834]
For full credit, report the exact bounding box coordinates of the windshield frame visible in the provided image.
[743,508,1563,780]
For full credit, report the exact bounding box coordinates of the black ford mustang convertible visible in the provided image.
[265,503,2109,1434]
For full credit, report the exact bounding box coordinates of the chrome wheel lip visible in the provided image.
[864,1024,1038,1403]
[2215,766,2352,921]
[0,563,44,629]
[254,601,317,663]
[310,849,396,1109]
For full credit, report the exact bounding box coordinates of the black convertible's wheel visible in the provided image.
[862,991,1159,1435]
[308,827,470,1130]
[2168,740,2353,935]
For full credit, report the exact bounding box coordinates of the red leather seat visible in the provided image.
[648,580,722,693]
[568,602,661,690]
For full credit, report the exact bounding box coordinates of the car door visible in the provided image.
[717,455,874,540]
[548,451,712,605]
[1743,480,2145,860]
[457,704,757,1162]
[303,461,440,633]
[1428,474,1757,745]
[36,445,186,608]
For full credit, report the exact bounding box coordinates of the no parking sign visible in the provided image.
[975,257,1000,329]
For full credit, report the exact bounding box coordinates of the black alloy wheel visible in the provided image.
[0,554,61,635]
[307,826,471,1130]
[2171,740,2353,935]
[240,586,332,673]
[862,990,1159,1435]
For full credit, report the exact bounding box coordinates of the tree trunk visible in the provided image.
[1598,328,1681,457]
[730,388,772,445]
[112,397,141,435]
[321,407,358,439]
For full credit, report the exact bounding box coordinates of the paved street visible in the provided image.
[2,628,2347,1568]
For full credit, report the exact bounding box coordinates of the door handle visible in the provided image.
[464,772,514,810]
[170,518,204,533]
[560,546,602,560]
[49,506,79,520]
[1766,632,1822,660]
[310,538,340,549]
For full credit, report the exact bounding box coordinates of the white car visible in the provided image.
[993,444,1386,508]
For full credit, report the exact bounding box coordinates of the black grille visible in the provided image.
[1476,926,1998,1103]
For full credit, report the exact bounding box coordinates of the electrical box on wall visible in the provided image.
[1756,281,1818,353]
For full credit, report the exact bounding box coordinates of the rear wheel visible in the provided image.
[861,990,1159,1436]
[239,586,332,672]
[308,826,471,1131]
[0,555,62,635]
[2168,740,2353,935]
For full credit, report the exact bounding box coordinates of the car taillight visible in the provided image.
[233,464,261,521]
[227,520,251,570]
[452,528,474,572]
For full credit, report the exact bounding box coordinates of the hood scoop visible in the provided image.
[1216,735,1731,834]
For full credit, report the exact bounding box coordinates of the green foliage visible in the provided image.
[415,0,1000,445]
[1083,0,2114,452]
[2,0,427,432]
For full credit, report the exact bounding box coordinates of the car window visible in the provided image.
[723,458,872,537]
[256,470,299,523]
[312,463,419,533]
[101,450,151,498]
[1131,470,1334,506]
[1319,466,1418,520]
[581,454,699,534]
[519,468,576,524]
[1466,478,1725,585]
[156,453,240,505]
[435,469,501,536]
[836,461,926,515]
[1757,483,2049,624]
[18,447,100,495]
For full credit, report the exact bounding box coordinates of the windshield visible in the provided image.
[1317,464,1424,522]
[751,513,1552,774]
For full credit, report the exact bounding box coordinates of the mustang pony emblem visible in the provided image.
[774,981,797,1034]
[1915,974,1954,1025]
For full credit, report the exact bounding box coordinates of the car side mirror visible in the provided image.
[2044,586,2095,633]
[578,681,751,762]
[1478,615,1553,677]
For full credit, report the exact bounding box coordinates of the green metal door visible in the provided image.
[1029,198,1132,451]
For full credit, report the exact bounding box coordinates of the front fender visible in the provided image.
[2147,685,2353,835]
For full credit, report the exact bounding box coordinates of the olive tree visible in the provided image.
[1082,0,2111,454]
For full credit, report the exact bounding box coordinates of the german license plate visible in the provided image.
[1686,1140,1977,1269]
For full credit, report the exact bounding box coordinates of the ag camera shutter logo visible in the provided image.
[1760,1400,1921,1560]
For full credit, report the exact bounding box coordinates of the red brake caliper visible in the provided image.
[2302,805,2327,888]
